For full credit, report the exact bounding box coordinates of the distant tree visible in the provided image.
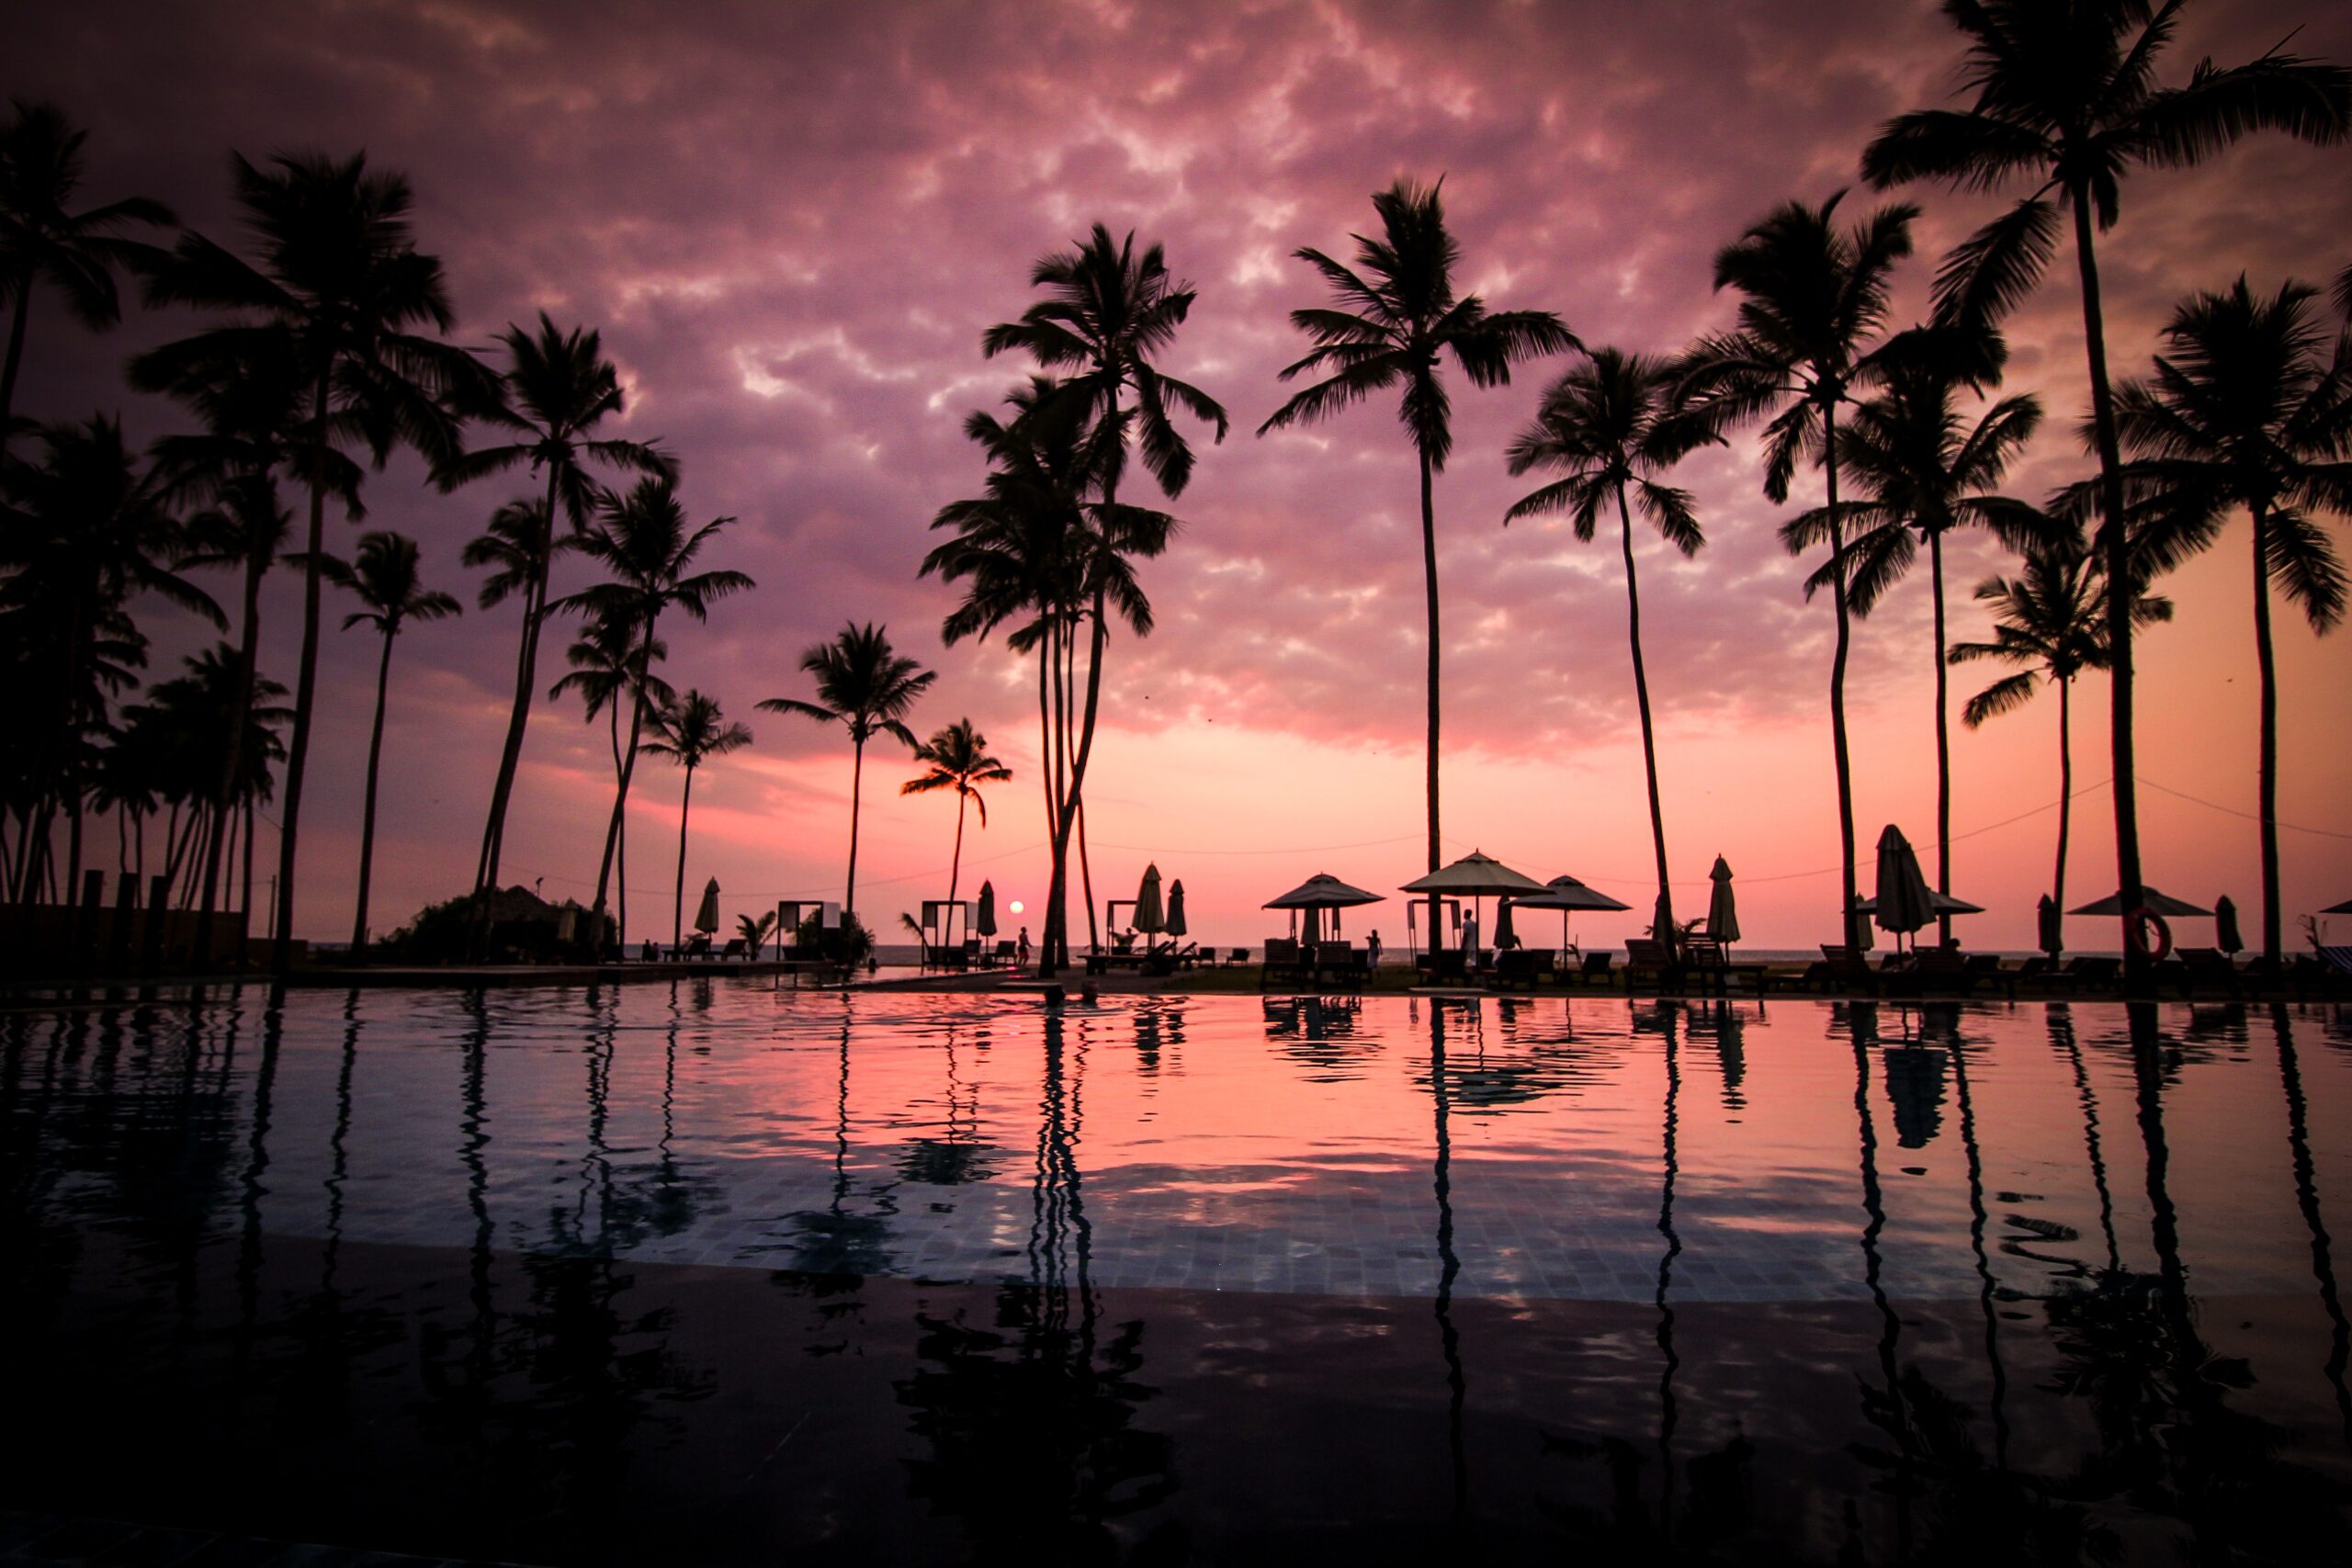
[322,531,459,952]
[761,623,933,919]
[442,313,672,897]
[640,688,752,949]
[1505,347,1719,942]
[1261,177,1575,945]
[141,152,497,963]
[550,608,673,946]
[2109,276,2350,960]
[901,717,1012,934]
[1863,0,2351,978]
[0,99,173,458]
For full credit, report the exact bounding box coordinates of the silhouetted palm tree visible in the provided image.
[1683,192,1917,946]
[2109,276,2349,960]
[1505,347,1718,941]
[442,314,671,897]
[640,688,752,949]
[550,477,749,939]
[901,718,1012,928]
[0,100,173,457]
[1862,0,2351,979]
[141,152,496,963]
[550,609,673,948]
[1789,335,2050,940]
[982,226,1224,960]
[322,530,458,952]
[761,622,933,918]
[1260,177,1575,942]
[1949,537,2169,932]
[0,414,220,898]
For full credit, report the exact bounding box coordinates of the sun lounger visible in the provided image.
[1224,947,1250,966]
[2061,955,2121,993]
[1799,944,1877,996]
[719,937,749,962]
[1570,950,1617,989]
[1623,938,1678,991]
[1260,937,1306,987]
[1487,949,1556,990]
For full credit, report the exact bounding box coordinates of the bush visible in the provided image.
[793,910,873,964]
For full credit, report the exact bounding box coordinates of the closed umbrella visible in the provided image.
[977,881,997,937]
[1135,863,1165,953]
[1167,880,1187,941]
[1873,826,1934,949]
[694,877,720,934]
[2037,894,2063,956]
[1494,897,1517,949]
[1301,906,1322,947]
[1706,855,1740,946]
[2214,895,2243,955]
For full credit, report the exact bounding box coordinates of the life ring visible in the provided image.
[2126,907,2173,964]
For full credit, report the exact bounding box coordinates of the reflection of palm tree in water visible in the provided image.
[459,987,496,1404]
[1422,998,1470,1521]
[2271,1003,2352,1449]
[233,984,286,1374]
[2048,1004,2120,1273]
[1930,1003,2011,1472]
[1651,1001,1683,1546]
[1842,1002,1914,1560]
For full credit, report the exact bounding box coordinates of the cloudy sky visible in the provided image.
[15,0,2352,949]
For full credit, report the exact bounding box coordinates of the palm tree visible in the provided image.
[550,478,750,941]
[1949,537,2170,939]
[141,152,497,964]
[1786,335,2050,941]
[901,718,1012,934]
[2108,276,2350,961]
[322,531,459,953]
[0,100,173,458]
[981,225,1225,959]
[1682,192,1917,948]
[1259,177,1576,944]
[1861,0,2351,979]
[760,623,934,919]
[1504,347,1719,942]
[442,314,672,897]
[640,689,752,949]
[549,608,673,949]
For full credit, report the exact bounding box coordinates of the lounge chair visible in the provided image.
[1799,945,1877,996]
[2177,947,2242,998]
[1261,938,1306,987]
[1962,953,2014,998]
[679,932,713,961]
[1316,941,1366,988]
[1623,937,1677,991]
[1488,949,1555,990]
[2060,955,2121,993]
[1572,950,1617,989]
[1224,946,1250,966]
[719,937,749,962]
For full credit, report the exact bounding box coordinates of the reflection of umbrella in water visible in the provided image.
[1884,1044,1949,1149]
[694,877,720,934]
[2214,895,2243,954]
[977,881,997,938]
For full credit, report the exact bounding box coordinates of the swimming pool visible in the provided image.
[4,985,2348,1562]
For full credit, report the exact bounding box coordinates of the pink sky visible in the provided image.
[15,0,2352,949]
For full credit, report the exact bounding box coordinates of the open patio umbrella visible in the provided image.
[1167,880,1187,941]
[1402,850,1544,958]
[977,881,997,937]
[694,877,720,934]
[2037,895,2063,956]
[2068,886,2213,918]
[2214,895,2243,954]
[1265,873,1386,909]
[1854,890,1985,917]
[1872,826,1935,950]
[1511,874,1632,957]
[1135,863,1165,951]
[1707,855,1741,946]
[2320,898,2352,915]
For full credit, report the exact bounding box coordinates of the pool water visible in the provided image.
[4,985,2349,1564]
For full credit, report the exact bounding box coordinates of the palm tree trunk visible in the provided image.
[2251,502,2281,962]
[1617,491,1673,931]
[1067,600,1106,956]
[947,790,967,915]
[589,621,654,932]
[238,798,255,967]
[478,469,562,894]
[272,367,334,970]
[0,282,30,463]
[672,761,695,949]
[2071,196,2145,986]
[1824,401,1858,951]
[1931,528,1951,948]
[845,735,865,917]
[351,626,395,953]
[1419,446,1442,953]
[199,536,267,954]
[609,701,627,947]
[2055,676,2073,951]
[1035,637,1060,974]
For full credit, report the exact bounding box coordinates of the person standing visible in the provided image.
[1367,930,1383,970]
[1463,911,1480,974]
[1017,926,1032,970]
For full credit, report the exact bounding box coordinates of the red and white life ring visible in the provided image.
[2125,907,2173,964]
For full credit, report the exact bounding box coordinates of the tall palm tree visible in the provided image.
[550,478,749,942]
[0,414,220,899]
[0,100,173,458]
[550,609,673,948]
[1259,177,1576,944]
[442,313,671,897]
[639,689,752,949]
[1861,0,2351,979]
[1786,335,2050,941]
[1949,537,2169,939]
[1682,192,1917,948]
[322,530,459,953]
[981,225,1225,959]
[760,623,934,919]
[141,151,496,964]
[921,379,1176,970]
[1503,347,1719,942]
[901,718,1012,931]
[2108,276,2350,961]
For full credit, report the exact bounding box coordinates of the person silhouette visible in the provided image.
[1367,930,1384,969]
[1017,927,1032,969]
